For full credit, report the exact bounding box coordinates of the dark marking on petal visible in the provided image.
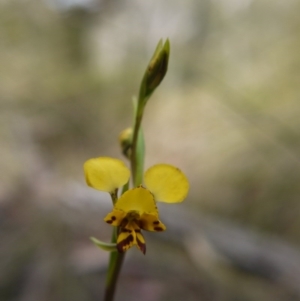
[137,220,144,228]
[136,238,146,254]
[120,218,128,228]
[111,216,116,221]
[117,234,134,253]
[153,221,160,225]
[106,220,113,224]
[120,228,131,233]
[117,244,125,253]
[154,226,164,231]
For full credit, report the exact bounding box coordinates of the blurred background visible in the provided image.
[1,0,300,300]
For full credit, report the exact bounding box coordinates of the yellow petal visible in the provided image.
[117,228,135,253]
[139,213,166,232]
[144,164,189,203]
[84,157,130,192]
[104,209,126,226]
[135,230,146,254]
[115,186,158,215]
[117,220,146,254]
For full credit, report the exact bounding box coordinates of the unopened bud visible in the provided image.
[119,127,133,159]
[139,39,170,105]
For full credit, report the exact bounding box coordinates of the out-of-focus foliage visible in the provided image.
[1,0,300,300]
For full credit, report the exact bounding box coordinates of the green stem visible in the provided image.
[130,109,143,187]
[104,227,125,301]
[104,193,121,301]
[104,253,125,301]
[103,184,129,301]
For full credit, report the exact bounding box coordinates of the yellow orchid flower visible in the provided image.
[84,157,189,254]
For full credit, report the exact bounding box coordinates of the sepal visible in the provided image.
[90,237,118,252]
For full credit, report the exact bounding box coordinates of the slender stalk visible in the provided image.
[103,185,129,301]
[104,229,125,301]
[130,109,143,187]
[104,193,122,301]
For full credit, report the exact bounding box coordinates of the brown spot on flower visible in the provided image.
[106,220,113,224]
[138,220,144,228]
[154,226,164,231]
[128,235,134,242]
[137,238,146,254]
[120,218,128,228]
[117,234,134,253]
[153,221,160,225]
[121,228,132,233]
[111,216,116,221]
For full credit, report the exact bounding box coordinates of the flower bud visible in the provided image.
[119,127,133,159]
[139,39,170,105]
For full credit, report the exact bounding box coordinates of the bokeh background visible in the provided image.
[1,0,300,300]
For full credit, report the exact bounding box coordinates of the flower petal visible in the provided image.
[139,213,166,232]
[104,209,126,226]
[144,164,189,203]
[117,220,146,254]
[135,230,146,254]
[84,157,130,192]
[117,227,135,253]
[115,186,158,215]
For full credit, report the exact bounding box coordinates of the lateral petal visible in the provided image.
[144,164,189,203]
[84,157,130,192]
[139,213,166,232]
